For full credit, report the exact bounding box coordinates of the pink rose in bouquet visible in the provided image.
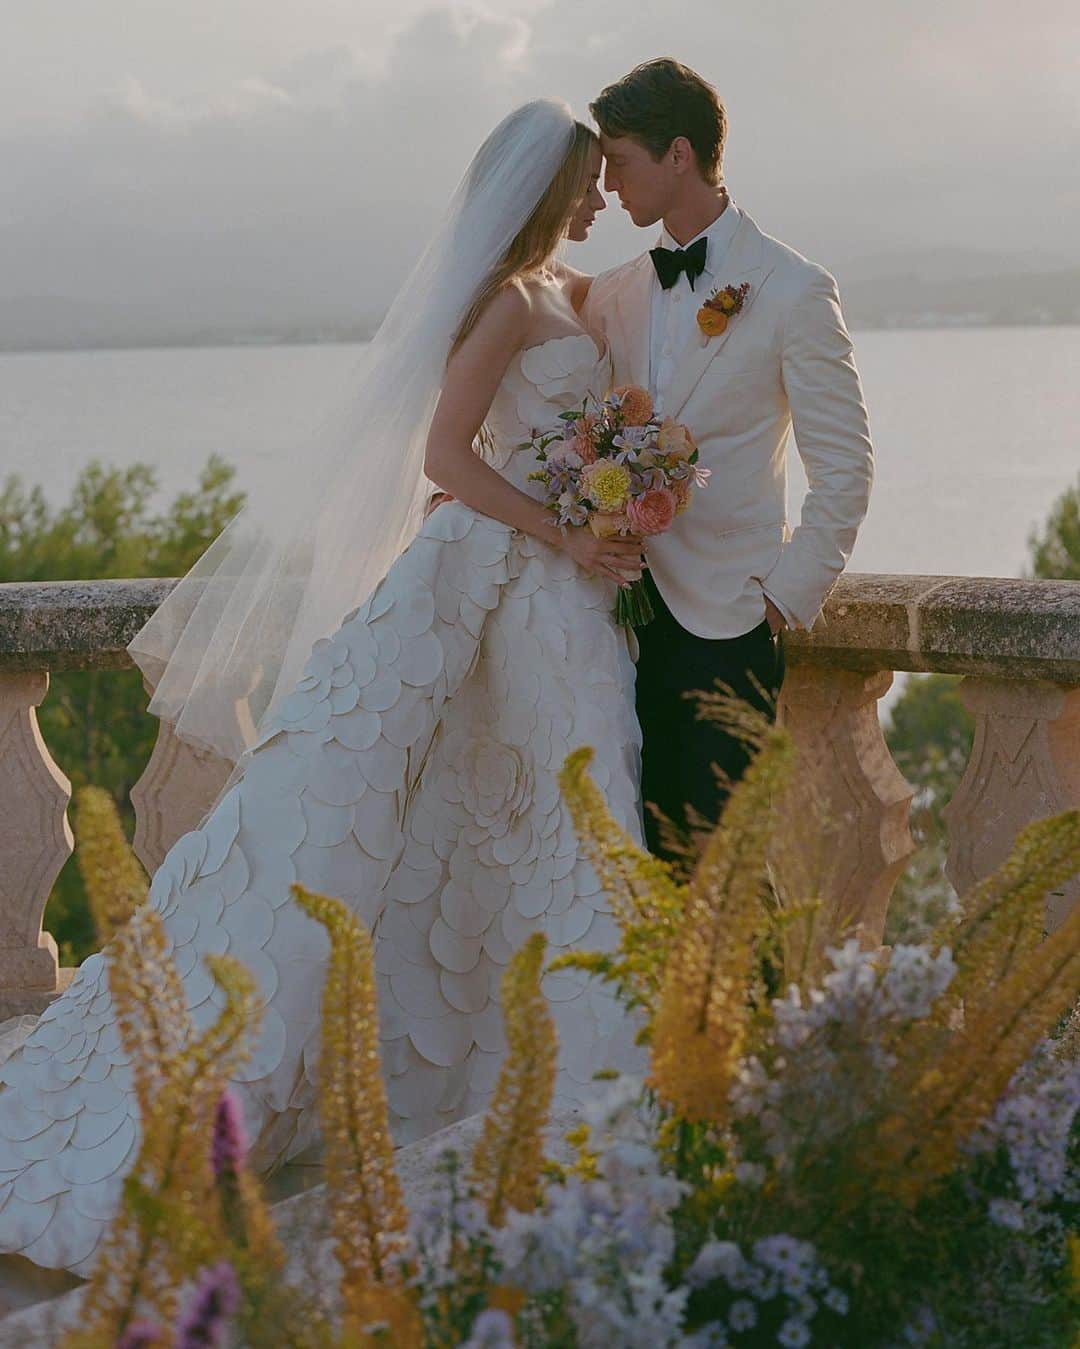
[626,487,678,536]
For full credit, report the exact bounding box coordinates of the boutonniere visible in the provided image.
[696,281,750,344]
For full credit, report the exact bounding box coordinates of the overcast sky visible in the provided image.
[3,0,1078,328]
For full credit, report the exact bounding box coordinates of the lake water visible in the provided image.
[1,326,1077,582]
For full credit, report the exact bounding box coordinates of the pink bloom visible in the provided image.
[610,384,654,426]
[569,432,598,464]
[626,487,678,536]
[566,415,599,464]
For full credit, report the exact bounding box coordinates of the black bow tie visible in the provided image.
[649,235,708,291]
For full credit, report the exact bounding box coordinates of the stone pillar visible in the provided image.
[131,713,234,875]
[943,678,1080,930]
[777,666,916,947]
[0,673,71,1016]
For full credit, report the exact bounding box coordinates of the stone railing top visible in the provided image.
[0,578,177,673]
[1,573,1079,683]
[786,573,1080,682]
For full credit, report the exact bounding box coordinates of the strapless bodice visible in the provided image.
[483,332,612,496]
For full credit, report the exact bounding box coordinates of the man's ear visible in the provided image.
[670,135,694,174]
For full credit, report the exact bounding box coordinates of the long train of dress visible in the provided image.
[0,332,648,1274]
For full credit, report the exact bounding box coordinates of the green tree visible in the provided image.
[0,456,244,963]
[1027,474,1080,580]
[884,674,974,942]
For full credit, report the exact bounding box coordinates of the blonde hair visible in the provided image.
[451,121,597,356]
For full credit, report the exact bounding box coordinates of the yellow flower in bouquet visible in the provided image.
[580,460,632,513]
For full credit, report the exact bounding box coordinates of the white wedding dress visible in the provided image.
[0,331,647,1275]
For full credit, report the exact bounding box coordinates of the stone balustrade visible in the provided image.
[1,573,1078,1015]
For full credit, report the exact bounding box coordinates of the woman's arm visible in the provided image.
[424,284,642,586]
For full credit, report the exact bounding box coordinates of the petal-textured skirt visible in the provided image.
[0,503,646,1274]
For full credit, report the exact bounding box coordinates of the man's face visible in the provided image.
[600,133,675,228]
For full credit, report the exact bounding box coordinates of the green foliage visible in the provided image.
[1028,474,1080,581]
[884,674,974,942]
[0,456,244,963]
[887,674,974,829]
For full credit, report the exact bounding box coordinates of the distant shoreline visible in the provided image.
[3,316,1079,357]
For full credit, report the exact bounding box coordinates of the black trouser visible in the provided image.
[634,570,786,859]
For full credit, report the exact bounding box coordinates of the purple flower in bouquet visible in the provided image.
[612,424,655,452]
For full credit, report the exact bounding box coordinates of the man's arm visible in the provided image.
[760,269,874,630]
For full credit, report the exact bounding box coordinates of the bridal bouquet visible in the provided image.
[523,384,709,628]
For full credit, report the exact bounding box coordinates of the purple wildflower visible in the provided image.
[212,1090,247,1181]
[175,1261,241,1348]
[116,1323,164,1348]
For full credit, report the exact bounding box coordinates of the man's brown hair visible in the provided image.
[589,58,727,185]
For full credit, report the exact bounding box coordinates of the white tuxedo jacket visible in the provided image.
[582,209,873,636]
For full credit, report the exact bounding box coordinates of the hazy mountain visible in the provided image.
[839,246,1074,286]
[839,267,1080,330]
[3,249,1079,351]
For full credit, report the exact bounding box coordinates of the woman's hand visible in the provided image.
[558,527,645,586]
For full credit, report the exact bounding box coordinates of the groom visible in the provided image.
[582,58,874,860]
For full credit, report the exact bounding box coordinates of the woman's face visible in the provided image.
[566,143,606,242]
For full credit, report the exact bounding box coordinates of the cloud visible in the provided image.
[1,0,1077,336]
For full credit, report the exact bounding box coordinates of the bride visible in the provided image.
[0,99,650,1274]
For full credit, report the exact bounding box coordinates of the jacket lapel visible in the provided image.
[611,253,655,390]
[663,211,768,419]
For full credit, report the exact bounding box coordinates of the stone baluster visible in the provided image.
[777,666,916,947]
[943,678,1080,930]
[131,684,235,874]
[0,673,71,1017]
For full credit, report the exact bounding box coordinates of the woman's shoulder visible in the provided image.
[547,260,594,313]
[472,279,533,339]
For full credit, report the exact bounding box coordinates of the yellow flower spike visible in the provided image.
[73,785,148,939]
[883,898,1080,1204]
[291,885,411,1318]
[470,932,558,1227]
[68,943,262,1345]
[555,747,687,1013]
[947,811,1080,991]
[649,726,795,1123]
[107,903,190,1128]
[344,1283,425,1347]
[563,1121,598,1180]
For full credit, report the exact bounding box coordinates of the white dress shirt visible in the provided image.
[646,199,797,631]
[648,201,741,416]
